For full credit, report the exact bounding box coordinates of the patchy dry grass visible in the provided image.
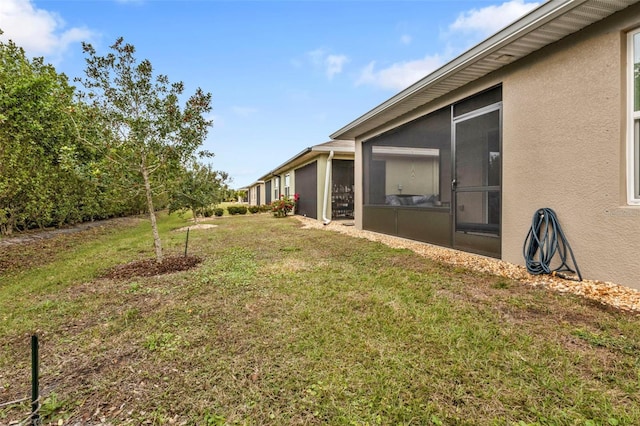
[1,213,640,425]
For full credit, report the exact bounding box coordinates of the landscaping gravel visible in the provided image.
[296,217,640,313]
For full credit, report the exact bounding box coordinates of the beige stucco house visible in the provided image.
[253,140,354,222]
[246,181,265,206]
[331,0,640,290]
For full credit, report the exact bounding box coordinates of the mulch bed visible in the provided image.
[102,255,202,280]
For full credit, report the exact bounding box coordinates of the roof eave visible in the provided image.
[257,141,355,181]
[312,145,355,154]
[257,147,313,181]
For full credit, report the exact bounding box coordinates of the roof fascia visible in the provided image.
[258,147,313,181]
[312,145,355,154]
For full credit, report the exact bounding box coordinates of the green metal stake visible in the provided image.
[184,227,190,257]
[31,334,40,425]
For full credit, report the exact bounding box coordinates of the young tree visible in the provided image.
[168,162,229,223]
[75,37,213,262]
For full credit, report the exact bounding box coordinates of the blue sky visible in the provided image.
[1,0,540,188]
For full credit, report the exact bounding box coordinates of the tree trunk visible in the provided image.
[0,209,15,235]
[192,207,198,224]
[141,165,163,263]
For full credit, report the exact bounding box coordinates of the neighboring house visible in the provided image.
[258,140,355,222]
[236,187,249,203]
[331,0,640,290]
[246,181,265,206]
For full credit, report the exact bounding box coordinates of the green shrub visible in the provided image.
[248,206,260,214]
[214,208,224,217]
[227,205,247,215]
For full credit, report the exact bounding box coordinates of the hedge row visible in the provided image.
[197,204,273,217]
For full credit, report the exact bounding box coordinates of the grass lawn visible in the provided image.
[1,213,639,425]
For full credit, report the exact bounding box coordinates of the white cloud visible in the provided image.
[400,34,412,45]
[231,106,258,117]
[356,54,444,91]
[449,0,540,38]
[0,0,94,62]
[356,0,540,91]
[306,48,349,79]
[325,54,348,79]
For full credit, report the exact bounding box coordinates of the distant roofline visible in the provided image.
[256,140,354,181]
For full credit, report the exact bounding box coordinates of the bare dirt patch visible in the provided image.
[174,224,218,232]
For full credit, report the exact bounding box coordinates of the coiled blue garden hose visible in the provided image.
[523,208,582,281]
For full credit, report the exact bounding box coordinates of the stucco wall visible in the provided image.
[248,183,264,206]
[502,7,640,289]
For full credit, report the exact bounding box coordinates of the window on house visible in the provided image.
[274,177,279,200]
[284,174,291,197]
[628,29,640,204]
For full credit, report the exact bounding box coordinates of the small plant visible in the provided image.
[492,278,510,289]
[123,308,140,326]
[144,332,182,352]
[271,194,298,217]
[204,412,227,425]
[227,205,248,215]
[248,206,260,214]
[39,392,65,421]
[214,208,224,217]
[125,282,142,294]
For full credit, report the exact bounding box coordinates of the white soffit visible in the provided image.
[331,0,639,141]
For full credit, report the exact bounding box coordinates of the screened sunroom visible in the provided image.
[362,86,502,258]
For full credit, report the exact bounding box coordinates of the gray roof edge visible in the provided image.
[257,146,313,181]
[256,140,355,181]
[330,0,590,140]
